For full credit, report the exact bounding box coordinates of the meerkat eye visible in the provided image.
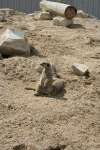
[46,63,50,67]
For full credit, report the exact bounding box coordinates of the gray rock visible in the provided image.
[34,11,52,20]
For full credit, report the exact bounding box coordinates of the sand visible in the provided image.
[0,13,100,150]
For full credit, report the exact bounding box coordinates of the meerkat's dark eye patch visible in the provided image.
[40,62,50,67]
[46,63,50,67]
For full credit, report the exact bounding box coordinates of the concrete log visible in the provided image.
[40,0,77,19]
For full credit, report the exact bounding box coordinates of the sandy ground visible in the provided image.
[0,13,100,150]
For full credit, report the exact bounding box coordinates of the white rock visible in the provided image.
[77,10,90,18]
[0,8,15,16]
[53,16,73,27]
[0,11,7,22]
[28,13,34,16]
[72,63,89,76]
[0,15,6,22]
[34,11,52,20]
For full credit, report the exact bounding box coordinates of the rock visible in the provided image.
[0,8,15,16]
[0,53,3,60]
[45,144,66,150]
[0,14,7,22]
[77,10,90,18]
[72,63,90,76]
[0,25,3,29]
[0,28,30,57]
[0,9,15,22]
[13,143,38,150]
[53,16,73,27]
[27,13,34,16]
[13,143,26,150]
[34,11,52,20]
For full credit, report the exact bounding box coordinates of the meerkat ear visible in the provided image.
[40,62,50,67]
[40,62,45,66]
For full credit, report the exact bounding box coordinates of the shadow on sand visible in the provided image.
[69,23,85,29]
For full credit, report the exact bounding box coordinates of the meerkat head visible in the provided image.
[40,62,51,69]
[40,62,54,79]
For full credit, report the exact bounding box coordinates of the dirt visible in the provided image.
[0,13,100,150]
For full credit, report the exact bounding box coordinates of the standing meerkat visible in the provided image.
[34,62,66,96]
[25,62,66,96]
[34,62,54,96]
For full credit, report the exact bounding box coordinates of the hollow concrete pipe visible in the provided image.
[40,0,77,19]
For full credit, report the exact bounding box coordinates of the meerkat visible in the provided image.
[25,62,66,96]
[25,62,53,93]
[52,78,66,95]
[35,62,66,96]
[34,62,54,96]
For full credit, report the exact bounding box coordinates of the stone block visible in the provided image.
[72,63,89,76]
[53,16,73,27]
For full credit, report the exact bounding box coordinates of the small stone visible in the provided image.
[53,16,73,27]
[0,8,15,16]
[0,25,3,29]
[8,104,14,110]
[13,143,26,150]
[45,144,66,150]
[77,10,90,18]
[34,11,52,20]
[0,15,7,22]
[72,63,90,77]
[13,143,38,150]
[28,13,34,16]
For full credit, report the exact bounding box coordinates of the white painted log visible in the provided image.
[40,0,77,19]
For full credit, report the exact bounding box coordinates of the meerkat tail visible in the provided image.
[25,87,36,91]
